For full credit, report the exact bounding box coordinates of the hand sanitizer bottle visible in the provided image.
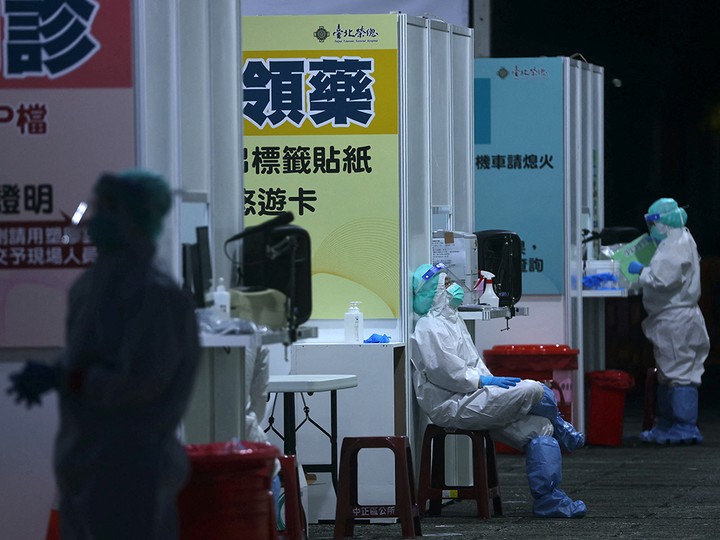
[213,277,231,320]
[479,271,500,308]
[344,301,363,343]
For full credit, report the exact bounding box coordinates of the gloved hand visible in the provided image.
[480,375,521,389]
[6,361,61,408]
[628,261,644,275]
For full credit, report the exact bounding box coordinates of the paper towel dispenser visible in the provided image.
[474,230,522,308]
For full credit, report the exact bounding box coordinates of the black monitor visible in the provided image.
[242,225,312,327]
[185,226,213,309]
[240,224,312,328]
[223,212,311,337]
[181,243,196,302]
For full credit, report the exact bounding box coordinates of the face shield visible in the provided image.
[413,263,471,313]
[59,201,90,245]
[644,206,687,244]
[71,201,89,225]
[414,263,470,293]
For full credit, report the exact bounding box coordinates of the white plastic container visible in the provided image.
[213,277,231,320]
[344,301,363,343]
[584,260,621,289]
[478,271,500,307]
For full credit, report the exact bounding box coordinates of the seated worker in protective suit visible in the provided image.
[628,198,710,444]
[7,170,200,540]
[410,263,586,518]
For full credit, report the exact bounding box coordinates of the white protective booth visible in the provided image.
[472,57,607,433]
[238,14,476,522]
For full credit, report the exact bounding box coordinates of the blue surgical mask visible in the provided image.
[447,282,465,309]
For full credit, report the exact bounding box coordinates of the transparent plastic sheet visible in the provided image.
[195,307,264,335]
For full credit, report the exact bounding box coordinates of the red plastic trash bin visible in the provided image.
[483,344,579,454]
[178,440,280,540]
[586,370,635,447]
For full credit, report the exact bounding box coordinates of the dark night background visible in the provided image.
[489,0,720,257]
[487,0,720,399]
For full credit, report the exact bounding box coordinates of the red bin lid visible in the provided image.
[185,440,280,463]
[482,344,580,356]
[586,370,635,389]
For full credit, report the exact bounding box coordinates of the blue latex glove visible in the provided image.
[480,375,521,389]
[6,361,60,408]
[363,333,391,343]
[628,261,644,275]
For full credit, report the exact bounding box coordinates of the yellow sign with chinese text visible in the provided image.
[242,14,400,319]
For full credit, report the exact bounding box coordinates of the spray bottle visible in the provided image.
[213,277,231,320]
[479,271,500,307]
[344,301,364,343]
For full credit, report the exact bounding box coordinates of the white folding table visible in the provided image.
[267,374,358,490]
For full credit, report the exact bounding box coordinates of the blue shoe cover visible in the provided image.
[665,386,703,444]
[639,383,673,443]
[638,426,671,444]
[529,386,585,453]
[525,436,586,518]
[553,418,585,453]
[665,424,703,444]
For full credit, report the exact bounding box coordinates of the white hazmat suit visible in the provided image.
[55,246,200,540]
[639,226,709,386]
[410,264,586,518]
[411,274,551,449]
[633,198,709,444]
[8,171,201,539]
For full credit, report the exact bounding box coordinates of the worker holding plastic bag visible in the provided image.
[628,198,710,444]
[410,263,586,518]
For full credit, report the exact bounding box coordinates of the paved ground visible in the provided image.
[308,393,720,539]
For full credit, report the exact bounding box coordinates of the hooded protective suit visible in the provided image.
[7,171,201,539]
[410,272,551,449]
[636,199,709,444]
[639,226,709,386]
[410,274,553,449]
[55,245,200,540]
[410,264,586,517]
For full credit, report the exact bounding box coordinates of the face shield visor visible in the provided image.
[59,201,89,245]
[644,206,686,244]
[71,201,89,226]
[414,263,470,293]
[414,263,471,311]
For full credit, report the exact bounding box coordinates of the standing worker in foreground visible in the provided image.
[410,263,586,518]
[7,170,200,539]
[628,197,710,444]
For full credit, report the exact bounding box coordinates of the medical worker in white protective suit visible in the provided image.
[410,263,586,518]
[628,198,710,444]
[7,170,200,539]
[244,345,284,504]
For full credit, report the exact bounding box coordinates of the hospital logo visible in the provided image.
[314,26,330,43]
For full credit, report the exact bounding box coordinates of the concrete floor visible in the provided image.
[309,394,720,539]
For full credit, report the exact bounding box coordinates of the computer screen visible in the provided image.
[186,226,213,309]
[241,224,312,326]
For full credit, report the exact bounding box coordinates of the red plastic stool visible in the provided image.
[277,455,307,540]
[333,436,421,539]
[417,424,502,519]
